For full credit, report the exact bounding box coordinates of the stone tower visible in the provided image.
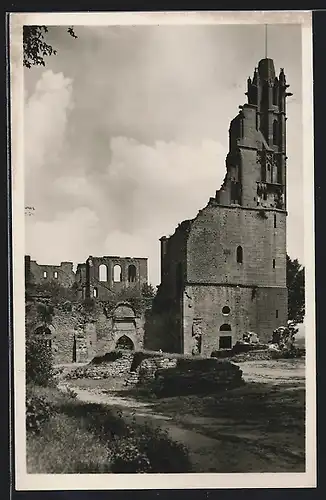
[150,58,291,355]
[218,58,290,211]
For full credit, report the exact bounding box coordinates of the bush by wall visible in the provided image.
[108,421,191,473]
[90,350,123,365]
[26,335,54,387]
[26,389,56,434]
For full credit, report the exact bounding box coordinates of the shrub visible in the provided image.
[211,349,233,359]
[109,437,151,473]
[26,391,56,434]
[137,423,191,473]
[108,420,191,473]
[26,335,54,387]
[91,350,123,365]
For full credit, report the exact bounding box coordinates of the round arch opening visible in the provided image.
[34,326,53,335]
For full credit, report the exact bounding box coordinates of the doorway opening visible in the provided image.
[116,335,134,350]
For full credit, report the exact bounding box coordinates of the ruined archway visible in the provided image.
[116,335,134,350]
[33,324,55,349]
[112,303,138,349]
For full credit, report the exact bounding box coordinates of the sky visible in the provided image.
[24,23,304,286]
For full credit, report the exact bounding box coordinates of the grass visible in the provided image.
[26,384,192,474]
[27,413,111,473]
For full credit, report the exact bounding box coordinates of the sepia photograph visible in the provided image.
[10,10,315,490]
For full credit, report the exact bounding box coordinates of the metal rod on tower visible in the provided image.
[265,24,268,59]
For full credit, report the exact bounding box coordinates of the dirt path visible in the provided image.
[238,359,305,385]
[64,384,285,473]
[60,357,305,474]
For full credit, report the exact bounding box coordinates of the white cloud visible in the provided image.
[26,135,227,285]
[103,137,227,237]
[24,70,73,206]
[26,207,99,267]
[98,137,228,285]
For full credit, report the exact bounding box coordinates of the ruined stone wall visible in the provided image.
[187,203,286,288]
[143,306,182,353]
[95,315,145,355]
[26,300,96,364]
[159,222,189,299]
[87,256,148,301]
[26,297,147,364]
[26,257,75,288]
[51,305,97,364]
[182,284,287,355]
[148,222,190,353]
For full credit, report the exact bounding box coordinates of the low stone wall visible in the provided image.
[138,357,178,385]
[136,356,245,396]
[65,352,134,380]
[64,350,247,392]
[152,360,244,397]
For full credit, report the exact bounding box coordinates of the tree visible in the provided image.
[141,283,157,299]
[23,25,77,68]
[286,254,305,323]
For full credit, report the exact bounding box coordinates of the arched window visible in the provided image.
[220,324,231,332]
[54,271,58,279]
[113,264,122,282]
[93,287,98,298]
[271,162,278,184]
[273,259,276,269]
[274,214,277,228]
[273,120,278,145]
[34,326,52,336]
[99,264,107,282]
[34,326,52,348]
[43,271,47,278]
[236,246,243,264]
[128,264,136,283]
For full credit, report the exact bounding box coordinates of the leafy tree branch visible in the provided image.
[23,25,77,68]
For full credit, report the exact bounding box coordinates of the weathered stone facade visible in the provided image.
[25,254,150,364]
[151,58,290,355]
[25,256,75,288]
[75,255,148,301]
